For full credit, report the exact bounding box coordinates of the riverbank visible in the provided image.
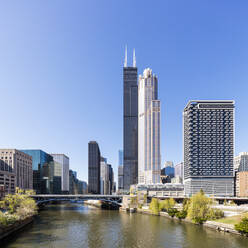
[0,217,34,241]
[130,208,244,236]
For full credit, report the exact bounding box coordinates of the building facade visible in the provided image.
[236,171,248,197]
[234,152,248,172]
[123,48,138,190]
[0,169,16,195]
[21,150,53,193]
[175,162,184,181]
[138,68,161,184]
[118,149,124,192]
[118,165,124,191]
[41,161,62,194]
[183,100,235,196]
[88,141,101,194]
[51,154,69,193]
[0,149,32,190]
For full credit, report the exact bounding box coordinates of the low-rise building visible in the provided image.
[236,171,248,197]
[0,170,16,196]
[131,184,184,197]
[171,176,183,184]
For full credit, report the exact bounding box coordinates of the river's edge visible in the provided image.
[120,207,246,237]
[0,217,34,241]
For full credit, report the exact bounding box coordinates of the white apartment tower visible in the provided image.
[138,68,161,184]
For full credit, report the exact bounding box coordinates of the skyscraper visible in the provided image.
[50,154,69,193]
[123,47,138,190]
[118,149,124,191]
[21,149,53,193]
[183,100,235,196]
[138,68,161,184]
[88,141,101,194]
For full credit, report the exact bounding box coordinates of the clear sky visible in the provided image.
[0,1,248,183]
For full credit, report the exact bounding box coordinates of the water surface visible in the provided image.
[3,203,248,248]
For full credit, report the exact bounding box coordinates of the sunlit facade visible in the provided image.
[138,68,161,184]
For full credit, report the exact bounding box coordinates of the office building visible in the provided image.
[88,141,101,194]
[51,154,69,193]
[69,170,78,194]
[0,149,32,190]
[77,180,88,194]
[123,47,138,190]
[100,157,110,194]
[183,100,235,196]
[175,162,184,181]
[161,166,174,178]
[41,160,62,194]
[164,161,174,168]
[236,171,248,197]
[118,149,124,191]
[119,150,123,166]
[234,152,248,172]
[21,149,53,193]
[171,176,183,184]
[138,68,161,184]
[109,164,114,195]
[118,165,124,191]
[0,168,16,195]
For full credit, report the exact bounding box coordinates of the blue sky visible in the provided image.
[0,1,248,182]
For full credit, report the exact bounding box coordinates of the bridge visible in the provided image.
[31,194,123,208]
[31,194,248,207]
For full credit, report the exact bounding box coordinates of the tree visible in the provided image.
[235,217,248,235]
[175,210,187,220]
[187,191,213,224]
[0,189,37,217]
[149,198,159,215]
[168,208,178,217]
[159,198,176,212]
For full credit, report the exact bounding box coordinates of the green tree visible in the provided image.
[182,198,190,212]
[207,208,224,220]
[175,210,187,220]
[0,189,37,217]
[235,217,248,235]
[187,191,213,224]
[168,208,178,217]
[149,198,159,215]
[159,198,176,212]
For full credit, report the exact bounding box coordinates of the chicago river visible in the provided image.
[2,203,248,248]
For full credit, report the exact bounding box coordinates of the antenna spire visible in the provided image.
[124,45,127,67]
[133,48,136,67]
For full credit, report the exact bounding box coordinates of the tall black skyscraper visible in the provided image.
[123,47,138,190]
[88,141,101,194]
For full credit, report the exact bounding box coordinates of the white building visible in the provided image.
[138,68,161,184]
[100,157,110,195]
[51,154,69,192]
[234,152,248,172]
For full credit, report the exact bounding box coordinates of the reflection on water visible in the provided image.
[2,203,248,248]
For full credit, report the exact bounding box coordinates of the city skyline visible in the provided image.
[1,1,248,182]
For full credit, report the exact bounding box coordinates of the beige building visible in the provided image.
[236,171,248,197]
[138,68,161,184]
[0,170,16,196]
[0,149,33,190]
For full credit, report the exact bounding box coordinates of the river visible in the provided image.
[2,203,248,248]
